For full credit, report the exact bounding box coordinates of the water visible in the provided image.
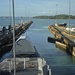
[0,17,75,75]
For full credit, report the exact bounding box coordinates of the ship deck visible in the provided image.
[0,57,50,75]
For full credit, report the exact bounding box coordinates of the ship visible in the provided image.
[0,20,33,58]
[0,0,51,74]
[0,35,51,75]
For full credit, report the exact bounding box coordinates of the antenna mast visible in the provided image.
[12,0,16,75]
[55,4,58,24]
[9,0,11,25]
[69,0,71,32]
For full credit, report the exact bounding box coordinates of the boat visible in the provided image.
[0,20,33,58]
[55,23,67,27]
[0,35,51,75]
[0,0,51,74]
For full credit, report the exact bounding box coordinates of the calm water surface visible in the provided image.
[0,17,75,75]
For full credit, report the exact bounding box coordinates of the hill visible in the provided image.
[33,14,75,19]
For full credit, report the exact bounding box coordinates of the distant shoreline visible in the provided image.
[33,14,75,19]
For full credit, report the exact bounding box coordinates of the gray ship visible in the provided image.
[0,35,51,75]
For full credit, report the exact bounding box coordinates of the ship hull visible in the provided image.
[0,20,33,58]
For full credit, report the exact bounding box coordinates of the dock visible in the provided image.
[48,23,75,57]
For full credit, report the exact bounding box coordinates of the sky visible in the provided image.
[0,0,75,17]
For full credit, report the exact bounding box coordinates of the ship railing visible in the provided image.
[47,65,51,75]
[0,57,51,75]
[0,58,42,73]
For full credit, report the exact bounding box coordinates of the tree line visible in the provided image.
[33,14,75,19]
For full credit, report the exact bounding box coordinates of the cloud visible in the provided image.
[42,12,46,14]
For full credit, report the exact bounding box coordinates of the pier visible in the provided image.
[48,23,75,57]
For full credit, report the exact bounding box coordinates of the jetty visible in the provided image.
[48,23,75,57]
